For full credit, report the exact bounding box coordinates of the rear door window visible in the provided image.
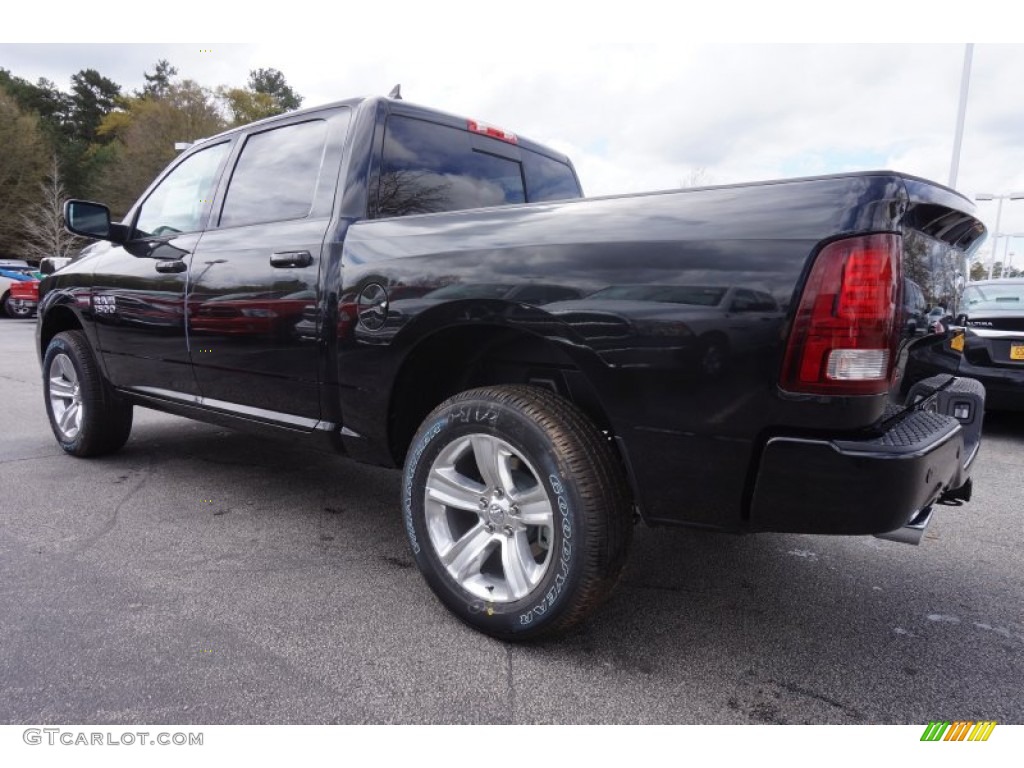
[219,119,329,227]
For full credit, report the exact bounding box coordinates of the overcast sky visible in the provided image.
[5,4,1024,266]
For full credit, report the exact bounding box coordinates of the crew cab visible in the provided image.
[38,94,987,640]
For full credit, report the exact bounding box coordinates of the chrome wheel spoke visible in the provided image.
[501,532,539,601]
[58,402,79,433]
[441,524,496,580]
[470,435,514,492]
[513,485,554,526]
[48,377,76,400]
[426,467,485,512]
[57,356,78,384]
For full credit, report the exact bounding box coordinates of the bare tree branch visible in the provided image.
[20,154,85,264]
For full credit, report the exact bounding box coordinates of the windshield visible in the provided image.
[962,284,1024,311]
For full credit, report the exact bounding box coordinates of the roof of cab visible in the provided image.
[189,95,572,164]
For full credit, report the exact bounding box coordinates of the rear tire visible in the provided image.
[42,330,133,457]
[4,294,34,318]
[402,385,633,641]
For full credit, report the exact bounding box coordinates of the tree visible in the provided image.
[219,68,303,126]
[20,155,85,264]
[9,68,127,199]
[69,68,122,144]
[96,80,226,217]
[0,70,95,197]
[0,86,48,258]
[142,60,178,99]
[248,68,302,111]
[218,86,281,125]
[0,70,73,138]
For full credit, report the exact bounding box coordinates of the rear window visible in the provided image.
[376,115,580,218]
[522,149,581,202]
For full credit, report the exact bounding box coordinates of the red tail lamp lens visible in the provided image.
[781,234,901,395]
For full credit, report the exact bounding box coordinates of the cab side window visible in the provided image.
[219,120,329,228]
[133,142,230,239]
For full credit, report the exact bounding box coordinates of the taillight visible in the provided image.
[781,233,901,395]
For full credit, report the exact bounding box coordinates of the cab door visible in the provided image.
[187,109,351,424]
[92,140,232,396]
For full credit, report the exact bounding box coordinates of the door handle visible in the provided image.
[270,251,313,268]
[155,260,187,273]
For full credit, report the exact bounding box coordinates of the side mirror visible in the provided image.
[64,200,127,243]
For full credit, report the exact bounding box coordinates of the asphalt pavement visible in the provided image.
[1,317,1022,724]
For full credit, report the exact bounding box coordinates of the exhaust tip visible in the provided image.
[875,506,933,546]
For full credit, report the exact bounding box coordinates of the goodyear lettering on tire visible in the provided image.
[519,473,572,625]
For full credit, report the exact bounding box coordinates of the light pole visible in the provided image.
[975,193,1024,279]
[949,44,974,189]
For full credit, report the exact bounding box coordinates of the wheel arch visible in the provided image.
[39,303,87,363]
[387,321,618,468]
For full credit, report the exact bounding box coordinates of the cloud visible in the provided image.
[3,38,1023,241]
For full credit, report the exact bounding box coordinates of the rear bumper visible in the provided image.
[956,360,1024,411]
[5,297,38,316]
[749,376,984,537]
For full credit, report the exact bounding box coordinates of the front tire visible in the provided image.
[42,330,133,457]
[402,385,633,641]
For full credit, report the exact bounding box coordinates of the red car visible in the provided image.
[6,277,39,318]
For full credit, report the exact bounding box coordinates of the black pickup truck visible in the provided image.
[40,94,986,640]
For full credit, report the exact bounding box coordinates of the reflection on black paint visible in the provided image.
[190,289,315,340]
[546,284,784,374]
